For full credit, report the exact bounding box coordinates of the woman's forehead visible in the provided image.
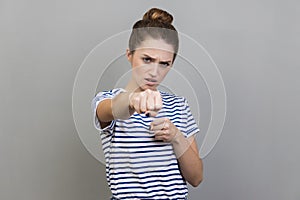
[137,38,175,54]
[136,48,174,61]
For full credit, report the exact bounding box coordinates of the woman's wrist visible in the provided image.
[171,130,191,158]
[112,90,135,119]
[171,129,185,145]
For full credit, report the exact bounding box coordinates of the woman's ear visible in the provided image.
[126,48,132,62]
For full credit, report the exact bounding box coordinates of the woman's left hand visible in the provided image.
[150,118,181,143]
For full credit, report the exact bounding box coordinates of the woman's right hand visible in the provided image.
[129,89,162,117]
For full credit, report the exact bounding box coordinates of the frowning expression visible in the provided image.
[126,38,175,91]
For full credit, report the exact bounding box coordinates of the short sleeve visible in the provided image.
[182,97,200,138]
[91,88,126,134]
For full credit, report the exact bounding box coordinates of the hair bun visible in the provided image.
[142,8,173,25]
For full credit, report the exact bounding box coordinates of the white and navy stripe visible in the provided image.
[92,88,199,199]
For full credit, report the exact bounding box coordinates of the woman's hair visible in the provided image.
[128,8,179,62]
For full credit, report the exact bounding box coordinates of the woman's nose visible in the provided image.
[149,63,159,77]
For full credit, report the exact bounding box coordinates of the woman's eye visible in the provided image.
[160,63,170,67]
[143,57,151,63]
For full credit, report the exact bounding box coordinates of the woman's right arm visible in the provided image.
[96,91,135,128]
[96,89,162,128]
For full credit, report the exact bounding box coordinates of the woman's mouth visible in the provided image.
[145,78,158,85]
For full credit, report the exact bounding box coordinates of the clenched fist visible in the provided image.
[129,89,162,117]
[150,117,181,143]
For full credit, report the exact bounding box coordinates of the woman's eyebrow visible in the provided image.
[142,54,172,63]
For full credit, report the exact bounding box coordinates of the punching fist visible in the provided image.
[129,89,162,117]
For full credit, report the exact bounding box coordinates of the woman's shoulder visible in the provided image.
[95,88,126,97]
[159,90,186,103]
[103,88,125,93]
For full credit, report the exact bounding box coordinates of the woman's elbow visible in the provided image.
[189,175,203,187]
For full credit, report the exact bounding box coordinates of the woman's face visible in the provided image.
[126,38,175,91]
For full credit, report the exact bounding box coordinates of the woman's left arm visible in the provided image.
[151,118,203,187]
[172,133,203,187]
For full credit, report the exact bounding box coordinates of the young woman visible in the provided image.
[92,8,203,200]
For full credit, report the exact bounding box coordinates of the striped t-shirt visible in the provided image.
[92,88,200,200]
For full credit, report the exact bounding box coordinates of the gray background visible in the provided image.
[1,0,299,200]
